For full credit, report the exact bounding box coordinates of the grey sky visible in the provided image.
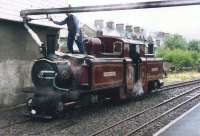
[66,0,200,40]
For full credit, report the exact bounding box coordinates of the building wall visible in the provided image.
[0,20,59,107]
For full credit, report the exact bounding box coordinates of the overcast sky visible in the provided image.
[64,0,200,40]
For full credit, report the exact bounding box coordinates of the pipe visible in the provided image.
[24,23,43,47]
[20,0,200,17]
[52,75,70,92]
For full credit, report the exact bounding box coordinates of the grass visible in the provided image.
[163,70,200,85]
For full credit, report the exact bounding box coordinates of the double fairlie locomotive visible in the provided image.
[18,1,188,118]
[26,35,164,118]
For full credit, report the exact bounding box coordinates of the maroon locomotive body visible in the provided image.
[83,36,163,95]
[27,36,164,118]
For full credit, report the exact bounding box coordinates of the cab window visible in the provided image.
[113,41,122,54]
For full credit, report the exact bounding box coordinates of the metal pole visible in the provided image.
[24,23,43,47]
[20,0,200,18]
[24,23,47,57]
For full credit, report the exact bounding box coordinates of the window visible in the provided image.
[113,41,122,54]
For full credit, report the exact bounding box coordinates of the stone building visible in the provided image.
[0,0,66,107]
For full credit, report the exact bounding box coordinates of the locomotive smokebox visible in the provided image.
[31,58,72,89]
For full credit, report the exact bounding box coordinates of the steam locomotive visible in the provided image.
[26,36,164,118]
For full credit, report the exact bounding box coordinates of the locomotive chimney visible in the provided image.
[134,26,144,40]
[116,23,124,33]
[94,19,104,30]
[106,21,115,30]
[140,28,145,40]
[126,25,133,32]
[134,26,141,33]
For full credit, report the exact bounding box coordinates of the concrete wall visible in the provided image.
[0,20,59,107]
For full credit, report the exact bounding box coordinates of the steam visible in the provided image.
[133,80,144,96]
[103,28,121,37]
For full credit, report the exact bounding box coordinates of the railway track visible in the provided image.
[1,79,199,114]
[156,78,200,92]
[0,79,200,134]
[89,85,200,136]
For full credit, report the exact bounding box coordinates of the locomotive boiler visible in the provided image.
[25,36,164,118]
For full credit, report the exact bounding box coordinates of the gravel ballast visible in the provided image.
[1,83,200,136]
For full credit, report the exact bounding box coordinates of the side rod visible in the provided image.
[20,0,200,18]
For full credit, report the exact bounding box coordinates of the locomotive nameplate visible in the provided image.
[92,63,124,89]
[151,67,159,72]
[103,72,116,77]
[146,61,163,81]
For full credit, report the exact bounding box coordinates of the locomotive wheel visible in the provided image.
[148,80,160,93]
[57,101,64,113]
[148,81,154,93]
[154,81,159,89]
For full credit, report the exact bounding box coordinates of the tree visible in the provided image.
[188,40,200,52]
[156,34,200,71]
[164,34,187,50]
[156,48,194,70]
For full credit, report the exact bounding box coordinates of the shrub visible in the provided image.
[156,35,200,71]
[156,48,195,70]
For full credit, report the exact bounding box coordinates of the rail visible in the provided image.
[125,90,200,136]
[89,85,200,136]
[157,78,200,92]
[1,79,199,131]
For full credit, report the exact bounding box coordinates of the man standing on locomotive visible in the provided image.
[49,13,84,54]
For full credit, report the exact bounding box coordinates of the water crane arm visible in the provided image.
[24,23,43,47]
[24,23,47,56]
[20,0,200,19]
[21,0,200,57]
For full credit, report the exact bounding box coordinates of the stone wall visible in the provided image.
[0,20,59,107]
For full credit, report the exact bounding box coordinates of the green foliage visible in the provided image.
[156,34,200,71]
[191,52,200,64]
[164,34,188,50]
[188,40,200,52]
[156,48,194,70]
